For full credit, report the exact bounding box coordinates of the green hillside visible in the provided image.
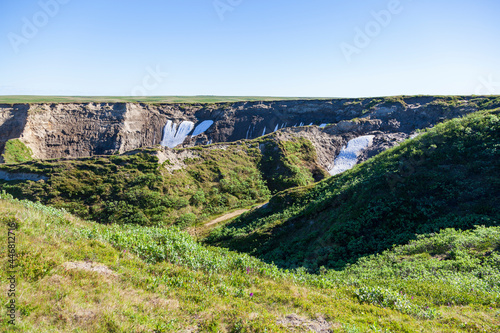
[1,193,499,332]
[0,135,326,228]
[206,109,500,271]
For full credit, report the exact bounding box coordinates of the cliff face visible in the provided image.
[0,104,29,162]
[0,97,487,162]
[12,103,169,160]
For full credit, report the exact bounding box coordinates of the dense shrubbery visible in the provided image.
[0,136,325,227]
[206,109,500,271]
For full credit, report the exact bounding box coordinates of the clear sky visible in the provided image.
[1,0,499,97]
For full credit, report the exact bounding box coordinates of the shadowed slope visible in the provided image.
[206,109,500,271]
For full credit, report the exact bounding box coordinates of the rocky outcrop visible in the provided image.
[0,96,490,162]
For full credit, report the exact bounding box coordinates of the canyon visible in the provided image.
[0,96,488,173]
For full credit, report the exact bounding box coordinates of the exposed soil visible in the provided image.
[277,314,336,332]
[205,203,267,227]
[62,261,117,276]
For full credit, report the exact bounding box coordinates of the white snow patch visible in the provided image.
[192,120,214,137]
[319,124,327,128]
[160,120,195,148]
[246,125,251,139]
[309,123,313,126]
[329,135,375,176]
[246,125,255,139]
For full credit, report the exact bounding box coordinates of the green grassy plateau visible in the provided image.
[0,96,327,104]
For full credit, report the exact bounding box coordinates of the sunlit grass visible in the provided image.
[0,194,499,332]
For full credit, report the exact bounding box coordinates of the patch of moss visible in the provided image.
[258,137,328,193]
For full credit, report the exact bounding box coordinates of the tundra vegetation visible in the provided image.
[2,139,33,164]
[206,109,500,271]
[0,193,499,332]
[0,136,324,228]
[0,97,498,332]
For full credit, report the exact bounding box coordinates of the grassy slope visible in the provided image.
[0,135,326,228]
[1,194,499,332]
[1,139,33,164]
[206,109,500,271]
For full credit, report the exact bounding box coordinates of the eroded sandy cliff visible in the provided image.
[0,97,485,167]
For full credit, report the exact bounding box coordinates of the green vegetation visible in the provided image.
[0,136,326,227]
[1,139,33,164]
[471,96,500,110]
[1,193,499,332]
[206,109,500,271]
[259,137,329,193]
[0,95,330,104]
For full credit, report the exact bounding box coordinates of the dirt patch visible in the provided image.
[277,314,335,332]
[45,274,66,285]
[205,209,251,227]
[156,149,200,172]
[205,204,267,227]
[62,261,117,276]
[73,309,97,323]
[178,328,198,333]
[146,296,180,310]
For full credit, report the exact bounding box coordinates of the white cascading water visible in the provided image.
[262,126,266,136]
[273,124,279,132]
[160,120,195,148]
[192,120,214,137]
[329,135,375,176]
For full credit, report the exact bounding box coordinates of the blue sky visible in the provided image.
[0,0,499,97]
